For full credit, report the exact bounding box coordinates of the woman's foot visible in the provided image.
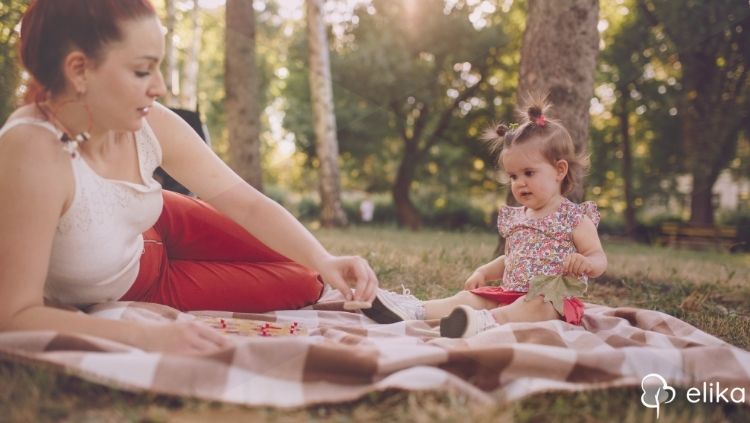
[439,305,498,338]
[361,287,425,323]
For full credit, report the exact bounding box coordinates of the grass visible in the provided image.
[1,226,749,422]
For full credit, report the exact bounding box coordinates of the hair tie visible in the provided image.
[535,115,546,127]
[495,124,509,137]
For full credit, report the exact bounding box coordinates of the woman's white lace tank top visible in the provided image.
[0,118,163,306]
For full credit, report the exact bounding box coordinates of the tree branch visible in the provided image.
[389,100,408,143]
[411,103,430,143]
[421,65,488,154]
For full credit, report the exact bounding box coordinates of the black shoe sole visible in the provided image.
[361,297,403,324]
[439,307,468,338]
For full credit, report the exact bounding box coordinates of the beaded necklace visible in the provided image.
[36,100,92,158]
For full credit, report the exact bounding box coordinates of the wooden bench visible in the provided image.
[658,223,739,252]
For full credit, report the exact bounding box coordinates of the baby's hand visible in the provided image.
[563,253,594,277]
[463,271,487,290]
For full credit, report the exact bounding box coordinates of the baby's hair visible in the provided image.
[481,94,589,195]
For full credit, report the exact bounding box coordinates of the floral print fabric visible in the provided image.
[497,199,600,293]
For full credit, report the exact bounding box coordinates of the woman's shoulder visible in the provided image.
[0,108,74,214]
[2,104,58,137]
[144,102,182,134]
[4,103,51,126]
[142,102,186,149]
[1,107,70,166]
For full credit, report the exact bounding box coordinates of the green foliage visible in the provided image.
[296,195,321,221]
[282,0,521,199]
[197,7,227,155]
[262,183,290,207]
[415,192,489,230]
[0,0,25,123]
[596,214,627,237]
[592,0,685,212]
[1,0,747,227]
[640,0,750,223]
[285,188,491,230]
[591,0,750,224]
[719,209,750,251]
[162,2,279,168]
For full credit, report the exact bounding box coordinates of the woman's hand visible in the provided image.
[463,270,488,290]
[142,321,233,355]
[316,255,378,302]
[563,253,594,277]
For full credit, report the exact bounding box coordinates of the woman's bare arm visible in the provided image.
[148,104,378,302]
[0,126,228,353]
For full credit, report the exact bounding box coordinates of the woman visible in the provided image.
[0,0,377,354]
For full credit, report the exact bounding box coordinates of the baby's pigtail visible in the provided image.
[517,92,551,128]
[527,104,547,128]
[480,123,509,155]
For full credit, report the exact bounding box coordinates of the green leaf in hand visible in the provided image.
[525,275,588,315]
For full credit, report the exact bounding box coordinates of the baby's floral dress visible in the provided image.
[470,198,600,325]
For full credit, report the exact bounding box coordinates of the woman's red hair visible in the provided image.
[19,0,156,103]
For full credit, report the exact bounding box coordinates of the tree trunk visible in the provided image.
[684,116,720,225]
[516,0,600,202]
[0,1,24,122]
[392,142,422,230]
[181,0,202,111]
[163,0,178,107]
[618,94,637,238]
[689,174,716,226]
[225,0,263,190]
[306,0,347,227]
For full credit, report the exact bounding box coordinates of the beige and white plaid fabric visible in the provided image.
[0,289,748,408]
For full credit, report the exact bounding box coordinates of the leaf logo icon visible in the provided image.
[641,373,677,419]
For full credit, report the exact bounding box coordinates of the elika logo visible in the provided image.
[640,373,747,419]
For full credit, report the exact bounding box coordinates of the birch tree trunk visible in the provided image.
[306,0,347,227]
[181,0,202,111]
[617,90,636,238]
[516,0,600,202]
[225,0,263,190]
[163,0,178,107]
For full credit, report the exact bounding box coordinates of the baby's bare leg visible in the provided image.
[423,290,498,320]
[490,294,559,324]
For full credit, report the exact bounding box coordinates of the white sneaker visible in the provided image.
[362,286,425,323]
[439,305,498,338]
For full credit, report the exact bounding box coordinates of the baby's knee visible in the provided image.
[454,290,476,301]
[454,290,496,309]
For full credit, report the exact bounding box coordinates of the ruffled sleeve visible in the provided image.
[496,206,515,237]
[572,201,600,228]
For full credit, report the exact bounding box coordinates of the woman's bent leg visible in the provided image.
[121,191,323,311]
[156,190,289,262]
[142,260,323,312]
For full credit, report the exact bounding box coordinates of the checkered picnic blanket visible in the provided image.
[0,288,748,408]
